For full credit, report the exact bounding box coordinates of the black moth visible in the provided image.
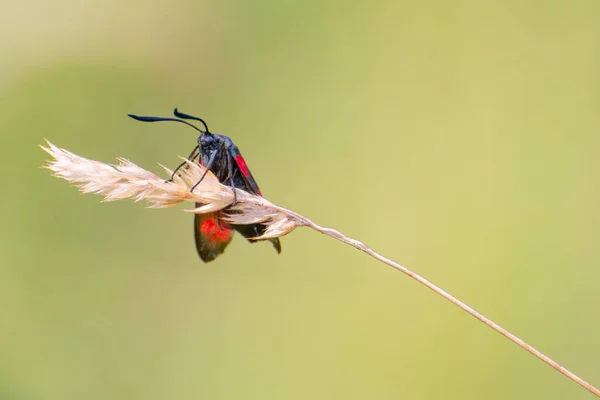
[129,108,281,262]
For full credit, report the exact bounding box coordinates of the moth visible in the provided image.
[129,108,281,262]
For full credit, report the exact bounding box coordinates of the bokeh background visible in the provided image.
[2,1,600,399]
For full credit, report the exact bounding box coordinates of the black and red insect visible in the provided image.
[128,108,281,262]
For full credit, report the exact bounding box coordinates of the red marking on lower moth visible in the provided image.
[200,218,231,243]
[235,155,250,177]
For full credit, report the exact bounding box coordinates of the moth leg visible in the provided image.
[190,150,217,192]
[167,145,199,183]
[226,153,238,206]
[215,152,237,231]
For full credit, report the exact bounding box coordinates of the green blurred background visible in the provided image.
[2,1,600,399]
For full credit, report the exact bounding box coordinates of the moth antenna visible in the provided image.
[128,114,205,135]
[173,108,211,133]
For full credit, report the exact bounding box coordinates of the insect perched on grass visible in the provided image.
[128,108,282,262]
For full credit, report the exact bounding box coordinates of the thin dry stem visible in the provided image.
[42,141,600,397]
[270,203,600,397]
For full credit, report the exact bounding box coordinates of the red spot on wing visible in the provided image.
[200,217,232,244]
[235,155,250,177]
[235,154,263,196]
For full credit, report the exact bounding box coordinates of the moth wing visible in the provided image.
[194,209,234,262]
[228,147,282,254]
[232,224,282,254]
